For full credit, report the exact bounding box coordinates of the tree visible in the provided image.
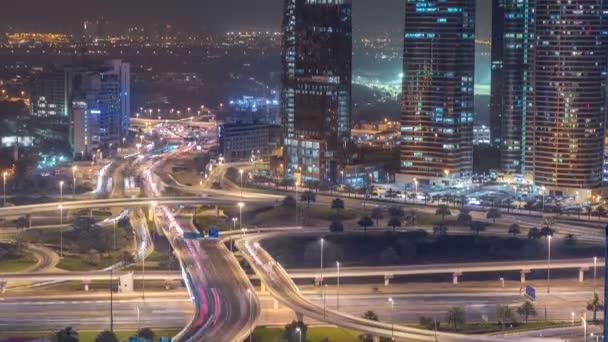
[55,327,79,342]
[508,224,521,237]
[388,206,405,219]
[406,208,418,226]
[282,196,296,208]
[527,227,541,239]
[363,310,379,321]
[300,190,316,208]
[456,209,472,226]
[540,226,554,237]
[496,305,515,330]
[283,320,307,342]
[433,224,448,236]
[486,208,502,224]
[584,205,593,220]
[445,306,466,330]
[371,207,384,226]
[388,216,402,232]
[516,301,537,323]
[469,221,486,236]
[358,216,374,233]
[329,221,344,233]
[331,198,345,212]
[94,331,118,342]
[418,316,439,330]
[435,205,451,223]
[504,198,513,213]
[586,292,605,323]
[137,328,156,341]
[595,206,607,219]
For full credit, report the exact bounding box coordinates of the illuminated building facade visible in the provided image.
[30,70,71,118]
[282,0,352,182]
[398,0,475,184]
[492,0,534,173]
[526,0,608,192]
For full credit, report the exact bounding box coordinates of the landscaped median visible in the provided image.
[0,242,37,272]
[0,328,180,342]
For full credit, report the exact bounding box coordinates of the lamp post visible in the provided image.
[238,202,244,230]
[541,186,546,212]
[389,297,395,340]
[296,327,302,342]
[295,181,299,226]
[247,289,253,342]
[231,217,237,252]
[336,261,340,311]
[3,171,7,206]
[340,170,344,186]
[594,256,598,294]
[59,180,64,202]
[320,238,325,288]
[547,235,552,293]
[239,169,244,198]
[72,166,77,196]
[59,205,63,258]
[414,178,418,203]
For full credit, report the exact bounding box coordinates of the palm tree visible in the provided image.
[595,206,607,220]
[95,331,118,342]
[504,198,513,213]
[469,221,486,236]
[329,220,344,233]
[137,328,156,342]
[371,207,384,226]
[540,226,554,237]
[456,209,472,226]
[528,227,540,239]
[300,190,316,208]
[358,216,374,233]
[587,292,605,323]
[388,216,401,232]
[486,208,502,224]
[331,198,345,213]
[496,305,514,330]
[433,224,448,236]
[406,208,418,226]
[445,306,466,330]
[435,205,451,223]
[55,327,79,342]
[388,206,405,219]
[516,301,537,323]
[508,224,521,237]
[362,310,379,321]
[584,205,593,221]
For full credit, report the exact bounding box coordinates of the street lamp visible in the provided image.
[239,169,244,197]
[320,238,325,288]
[238,202,244,229]
[594,256,598,294]
[231,217,237,252]
[247,288,253,342]
[3,171,7,206]
[295,181,299,226]
[59,205,63,257]
[389,297,395,340]
[546,235,552,293]
[59,180,64,201]
[336,261,340,311]
[72,166,77,195]
[340,170,344,185]
[414,178,418,202]
[296,327,302,342]
[541,186,546,212]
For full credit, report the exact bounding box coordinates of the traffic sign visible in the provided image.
[525,285,536,301]
[159,337,171,342]
[208,228,219,239]
[183,231,204,240]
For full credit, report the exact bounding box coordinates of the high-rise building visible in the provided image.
[397,0,475,185]
[491,0,534,173]
[281,0,352,183]
[526,0,608,194]
[29,60,130,157]
[490,0,505,148]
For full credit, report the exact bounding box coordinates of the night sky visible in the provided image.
[1,0,491,39]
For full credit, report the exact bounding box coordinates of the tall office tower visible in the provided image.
[490,0,505,148]
[70,59,130,155]
[281,0,352,183]
[30,70,71,118]
[397,0,475,185]
[491,0,534,173]
[526,0,608,194]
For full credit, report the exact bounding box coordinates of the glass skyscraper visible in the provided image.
[398,0,475,184]
[526,0,608,192]
[491,0,534,173]
[281,0,352,183]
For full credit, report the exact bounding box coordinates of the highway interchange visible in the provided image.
[0,121,605,341]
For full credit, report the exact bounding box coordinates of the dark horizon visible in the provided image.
[0,0,491,39]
